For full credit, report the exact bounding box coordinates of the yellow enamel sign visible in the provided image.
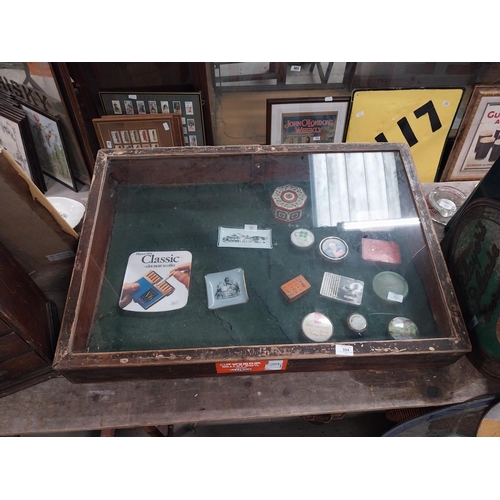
[346,88,464,182]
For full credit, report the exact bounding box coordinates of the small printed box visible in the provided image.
[320,272,364,306]
[280,275,311,302]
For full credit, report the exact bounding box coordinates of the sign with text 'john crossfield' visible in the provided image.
[345,88,464,183]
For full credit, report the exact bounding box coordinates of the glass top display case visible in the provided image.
[53,143,471,382]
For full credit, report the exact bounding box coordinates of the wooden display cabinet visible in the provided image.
[53,143,471,383]
[0,242,59,397]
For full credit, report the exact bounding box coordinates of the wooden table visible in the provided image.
[3,180,499,436]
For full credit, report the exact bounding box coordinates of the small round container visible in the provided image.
[319,236,348,262]
[346,313,367,338]
[373,271,409,303]
[271,184,308,223]
[302,312,333,342]
[427,186,467,224]
[388,317,419,340]
[290,228,315,250]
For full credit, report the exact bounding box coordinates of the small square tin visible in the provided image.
[320,272,364,306]
[361,238,401,265]
[280,275,311,302]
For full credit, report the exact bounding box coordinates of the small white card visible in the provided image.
[217,226,273,249]
[335,345,354,356]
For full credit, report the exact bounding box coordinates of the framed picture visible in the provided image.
[440,86,500,181]
[20,102,77,191]
[92,113,184,149]
[99,92,206,146]
[0,102,46,192]
[266,97,349,145]
[345,88,464,183]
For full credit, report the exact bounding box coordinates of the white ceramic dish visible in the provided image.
[205,268,249,309]
[46,197,86,228]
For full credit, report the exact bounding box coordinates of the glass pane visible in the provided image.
[85,149,450,353]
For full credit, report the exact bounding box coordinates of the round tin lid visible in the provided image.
[347,313,367,334]
[290,228,315,249]
[302,312,333,342]
[373,271,409,303]
[388,317,419,340]
[319,236,349,262]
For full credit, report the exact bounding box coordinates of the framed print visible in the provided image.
[99,92,206,146]
[20,102,77,191]
[346,88,464,183]
[92,113,184,149]
[0,103,46,192]
[441,86,500,181]
[266,97,349,145]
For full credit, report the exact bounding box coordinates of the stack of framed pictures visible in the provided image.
[99,92,206,147]
[0,93,46,192]
[0,91,78,192]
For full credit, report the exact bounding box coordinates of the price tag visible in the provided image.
[335,345,354,356]
[290,65,301,72]
[265,360,285,370]
[128,94,137,99]
[346,88,464,182]
[387,291,404,303]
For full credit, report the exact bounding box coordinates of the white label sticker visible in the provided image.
[265,360,284,370]
[325,96,333,101]
[335,345,354,356]
[128,95,137,99]
[163,122,170,131]
[106,140,112,148]
[387,291,404,303]
[244,224,258,230]
[356,111,364,118]
[290,65,301,72]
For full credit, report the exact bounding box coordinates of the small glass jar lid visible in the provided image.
[427,186,467,223]
[302,312,333,342]
[319,236,349,262]
[373,271,409,303]
[290,228,315,250]
[388,317,419,340]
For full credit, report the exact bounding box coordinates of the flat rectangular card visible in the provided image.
[217,226,273,249]
[119,251,192,312]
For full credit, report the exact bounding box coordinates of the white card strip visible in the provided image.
[218,227,273,249]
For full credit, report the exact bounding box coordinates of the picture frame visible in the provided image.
[0,102,46,192]
[92,113,184,149]
[266,97,349,145]
[440,86,500,181]
[99,91,206,147]
[20,102,77,191]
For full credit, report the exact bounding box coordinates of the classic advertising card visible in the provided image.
[119,251,192,312]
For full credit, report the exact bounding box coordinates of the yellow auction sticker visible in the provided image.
[346,88,464,182]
